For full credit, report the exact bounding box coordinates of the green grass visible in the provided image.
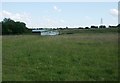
[2,29,118,81]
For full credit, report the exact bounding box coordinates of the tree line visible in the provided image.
[1,18,28,35]
[1,18,120,35]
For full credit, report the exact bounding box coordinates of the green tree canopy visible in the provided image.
[2,18,27,35]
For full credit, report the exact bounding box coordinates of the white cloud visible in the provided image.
[3,10,12,17]
[53,6,61,12]
[0,10,32,27]
[110,8,118,17]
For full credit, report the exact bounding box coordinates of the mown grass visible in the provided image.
[2,29,118,81]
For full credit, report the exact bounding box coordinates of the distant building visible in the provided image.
[32,29,59,36]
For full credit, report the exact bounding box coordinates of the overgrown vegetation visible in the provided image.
[2,28,118,81]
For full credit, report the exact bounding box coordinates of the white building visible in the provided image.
[32,29,59,36]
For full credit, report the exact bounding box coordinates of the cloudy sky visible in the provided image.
[0,2,118,28]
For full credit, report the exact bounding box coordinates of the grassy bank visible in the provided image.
[2,29,118,81]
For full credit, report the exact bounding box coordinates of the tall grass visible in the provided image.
[2,30,118,81]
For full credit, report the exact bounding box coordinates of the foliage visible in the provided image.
[59,28,118,35]
[85,27,89,29]
[90,26,98,29]
[99,25,106,28]
[2,18,27,35]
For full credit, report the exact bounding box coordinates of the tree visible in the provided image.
[91,26,98,29]
[2,18,15,34]
[109,25,116,28]
[14,21,26,34]
[66,26,68,29]
[2,18,27,35]
[85,27,89,29]
[99,25,106,28]
[78,27,83,29]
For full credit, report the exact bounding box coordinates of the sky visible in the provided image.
[0,2,119,28]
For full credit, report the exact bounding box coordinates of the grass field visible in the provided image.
[2,28,118,81]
